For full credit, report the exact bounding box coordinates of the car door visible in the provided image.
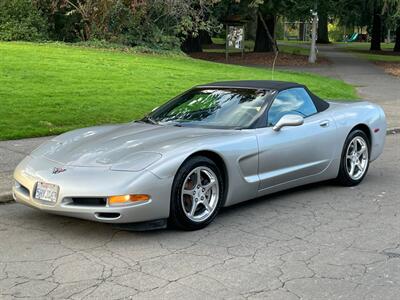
[256,88,337,191]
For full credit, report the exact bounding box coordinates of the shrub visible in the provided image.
[0,0,48,41]
[74,39,185,56]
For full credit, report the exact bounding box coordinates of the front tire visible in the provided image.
[337,130,370,186]
[169,156,224,230]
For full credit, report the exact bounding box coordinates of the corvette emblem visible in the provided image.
[52,167,66,174]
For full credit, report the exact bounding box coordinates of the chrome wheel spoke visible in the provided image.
[357,146,367,157]
[203,199,212,212]
[183,189,194,196]
[195,168,202,186]
[189,200,198,217]
[349,162,355,176]
[203,179,216,193]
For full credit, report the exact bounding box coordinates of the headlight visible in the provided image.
[110,152,162,172]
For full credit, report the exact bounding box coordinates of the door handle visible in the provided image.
[319,120,330,127]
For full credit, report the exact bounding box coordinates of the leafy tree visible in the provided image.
[33,0,82,41]
[212,0,283,53]
[0,0,48,41]
[175,0,222,52]
[328,0,383,51]
[316,1,331,44]
[383,0,400,51]
[253,1,279,53]
[31,0,221,51]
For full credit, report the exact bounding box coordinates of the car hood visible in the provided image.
[31,123,223,170]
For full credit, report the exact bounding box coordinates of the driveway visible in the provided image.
[0,134,399,299]
[0,137,51,199]
[278,43,400,129]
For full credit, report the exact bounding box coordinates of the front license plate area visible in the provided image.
[35,182,59,203]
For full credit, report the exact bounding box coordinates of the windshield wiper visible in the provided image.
[141,116,158,125]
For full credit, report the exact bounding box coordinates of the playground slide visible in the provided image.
[345,33,359,42]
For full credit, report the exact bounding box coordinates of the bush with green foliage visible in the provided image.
[102,0,181,51]
[0,0,48,41]
[74,39,184,55]
[0,0,218,52]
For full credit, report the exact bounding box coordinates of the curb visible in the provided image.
[0,127,399,205]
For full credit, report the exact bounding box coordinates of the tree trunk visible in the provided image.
[382,23,387,42]
[81,21,91,41]
[299,22,305,41]
[254,13,275,52]
[370,11,381,51]
[394,25,400,52]
[199,30,213,45]
[181,35,202,53]
[309,12,318,63]
[316,12,329,44]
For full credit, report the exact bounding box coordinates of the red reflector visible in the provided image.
[374,128,380,133]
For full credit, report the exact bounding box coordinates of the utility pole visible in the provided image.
[309,5,318,63]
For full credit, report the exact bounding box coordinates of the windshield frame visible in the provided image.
[143,87,275,130]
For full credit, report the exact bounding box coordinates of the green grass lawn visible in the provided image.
[353,53,400,62]
[210,38,310,56]
[278,44,311,56]
[336,42,394,50]
[338,42,400,62]
[0,42,357,140]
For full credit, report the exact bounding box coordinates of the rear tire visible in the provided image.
[337,130,370,186]
[169,156,224,230]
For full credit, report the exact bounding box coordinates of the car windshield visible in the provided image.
[147,88,271,129]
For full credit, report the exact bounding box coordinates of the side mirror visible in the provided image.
[272,114,304,131]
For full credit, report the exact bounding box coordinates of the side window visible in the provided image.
[267,88,317,126]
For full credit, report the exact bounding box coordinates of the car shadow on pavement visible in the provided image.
[221,180,338,214]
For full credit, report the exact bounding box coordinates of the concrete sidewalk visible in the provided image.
[278,44,400,129]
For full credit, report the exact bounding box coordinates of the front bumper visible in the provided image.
[13,156,173,223]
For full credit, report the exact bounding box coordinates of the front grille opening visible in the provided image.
[69,197,107,207]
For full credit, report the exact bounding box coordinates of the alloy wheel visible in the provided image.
[345,136,369,180]
[181,166,219,223]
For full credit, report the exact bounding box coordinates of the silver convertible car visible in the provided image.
[13,81,386,230]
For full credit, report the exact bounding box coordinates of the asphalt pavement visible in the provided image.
[0,137,51,202]
[0,134,399,299]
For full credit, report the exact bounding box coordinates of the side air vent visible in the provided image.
[15,181,30,197]
[95,212,120,219]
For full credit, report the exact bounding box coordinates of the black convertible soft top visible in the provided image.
[197,80,329,112]
[198,80,303,91]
